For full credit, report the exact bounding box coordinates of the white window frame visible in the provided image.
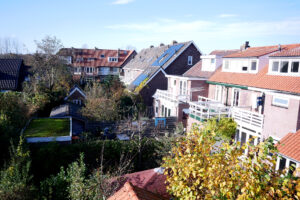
[231,88,240,107]
[74,67,81,75]
[272,96,289,108]
[214,85,223,103]
[250,60,258,73]
[269,58,300,76]
[108,57,118,62]
[73,99,82,105]
[188,56,193,65]
[85,67,94,74]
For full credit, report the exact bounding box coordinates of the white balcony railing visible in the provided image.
[153,89,190,103]
[189,97,231,121]
[231,107,264,132]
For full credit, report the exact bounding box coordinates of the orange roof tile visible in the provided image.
[209,49,240,57]
[209,65,300,94]
[223,44,300,58]
[276,130,300,162]
[108,181,168,200]
[270,46,300,57]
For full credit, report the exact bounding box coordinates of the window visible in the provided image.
[279,157,286,171]
[179,81,183,95]
[211,58,215,64]
[183,81,187,95]
[288,161,296,175]
[272,96,289,108]
[215,85,223,102]
[155,106,158,113]
[280,61,289,73]
[188,56,193,65]
[73,99,81,105]
[74,67,81,74]
[251,61,257,71]
[108,57,118,62]
[224,60,229,69]
[272,61,279,72]
[232,88,240,107]
[76,57,84,62]
[291,61,299,73]
[86,67,93,74]
[112,68,118,72]
[87,58,95,61]
[100,54,105,58]
[161,105,164,116]
[168,109,171,117]
[242,66,248,71]
[174,80,176,86]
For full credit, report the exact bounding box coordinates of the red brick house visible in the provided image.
[58,48,136,82]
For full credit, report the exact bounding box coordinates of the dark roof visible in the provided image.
[58,48,135,68]
[183,61,214,78]
[0,59,23,90]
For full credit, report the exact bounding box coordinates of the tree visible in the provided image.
[0,137,34,200]
[163,120,300,199]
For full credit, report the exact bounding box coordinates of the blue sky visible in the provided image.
[1,0,300,54]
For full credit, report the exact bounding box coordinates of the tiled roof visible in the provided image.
[209,49,240,57]
[270,46,300,57]
[111,168,169,198]
[277,130,300,162]
[0,59,23,90]
[209,65,300,94]
[58,48,135,68]
[223,44,300,58]
[183,61,214,79]
[108,181,168,200]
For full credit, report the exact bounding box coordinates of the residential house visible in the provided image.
[58,48,136,82]
[0,59,28,92]
[153,49,239,126]
[275,129,300,176]
[124,41,201,108]
[187,42,300,150]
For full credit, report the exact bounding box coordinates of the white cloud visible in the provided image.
[219,14,237,18]
[112,0,134,5]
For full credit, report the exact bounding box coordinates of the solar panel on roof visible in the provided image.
[152,44,184,67]
[132,74,148,86]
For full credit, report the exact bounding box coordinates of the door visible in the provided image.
[232,88,240,107]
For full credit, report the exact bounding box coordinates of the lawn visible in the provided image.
[24,118,70,137]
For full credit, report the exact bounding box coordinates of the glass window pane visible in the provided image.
[291,62,299,73]
[279,157,286,170]
[272,61,279,72]
[289,161,296,175]
[280,61,288,73]
[251,61,257,71]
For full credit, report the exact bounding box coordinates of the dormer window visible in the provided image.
[108,57,118,62]
[188,56,193,65]
[100,54,105,58]
[211,58,215,64]
[224,60,229,69]
[280,61,288,73]
[251,61,257,71]
[291,61,299,73]
[272,61,279,72]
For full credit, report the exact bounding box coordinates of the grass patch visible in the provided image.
[24,118,70,137]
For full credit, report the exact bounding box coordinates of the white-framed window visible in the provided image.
[183,81,187,95]
[73,99,82,105]
[224,60,229,70]
[232,88,240,107]
[85,67,94,74]
[270,59,300,75]
[74,67,81,75]
[272,96,289,108]
[211,58,215,64]
[108,57,118,62]
[188,56,193,65]
[215,85,223,103]
[251,60,257,72]
[174,80,176,86]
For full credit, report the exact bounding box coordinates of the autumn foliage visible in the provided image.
[163,122,300,199]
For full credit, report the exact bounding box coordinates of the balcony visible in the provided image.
[189,97,230,121]
[231,107,264,132]
[153,89,190,103]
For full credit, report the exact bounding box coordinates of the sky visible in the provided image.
[1,0,300,54]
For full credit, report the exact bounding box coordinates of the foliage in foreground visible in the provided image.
[0,138,34,200]
[163,122,300,199]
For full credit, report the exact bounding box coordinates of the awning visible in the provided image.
[206,81,248,89]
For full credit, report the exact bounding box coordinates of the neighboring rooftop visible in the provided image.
[58,48,135,68]
[183,61,214,78]
[270,46,300,57]
[108,181,168,200]
[209,49,240,57]
[223,43,300,58]
[277,130,300,162]
[24,118,70,138]
[0,59,23,90]
[209,65,300,94]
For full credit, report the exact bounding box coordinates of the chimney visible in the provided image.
[278,44,281,51]
[95,47,98,50]
[172,40,178,45]
[117,48,120,57]
[240,41,250,51]
[160,43,164,47]
[150,45,154,48]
